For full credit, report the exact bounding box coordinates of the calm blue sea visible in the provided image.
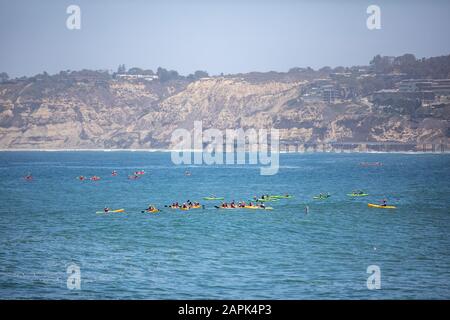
[0,151,449,299]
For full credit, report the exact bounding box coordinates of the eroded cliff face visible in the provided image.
[0,76,448,149]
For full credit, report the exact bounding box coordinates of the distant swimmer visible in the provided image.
[305,205,309,215]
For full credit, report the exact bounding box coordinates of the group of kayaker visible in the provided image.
[168,200,202,209]
[220,201,266,209]
[77,175,102,181]
[74,170,149,181]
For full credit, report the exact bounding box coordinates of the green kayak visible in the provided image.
[203,197,224,200]
[347,193,369,197]
[254,198,279,202]
[269,195,293,199]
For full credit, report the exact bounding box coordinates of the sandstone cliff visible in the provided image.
[0,73,448,149]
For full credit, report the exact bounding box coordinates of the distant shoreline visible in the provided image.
[0,148,448,154]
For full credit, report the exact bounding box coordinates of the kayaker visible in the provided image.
[305,205,309,215]
[260,203,266,209]
[104,207,110,213]
[112,170,117,176]
[381,199,387,207]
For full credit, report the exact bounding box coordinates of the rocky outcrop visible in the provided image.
[0,75,448,149]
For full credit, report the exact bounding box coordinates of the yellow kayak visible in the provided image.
[179,205,202,211]
[96,208,125,214]
[368,203,396,209]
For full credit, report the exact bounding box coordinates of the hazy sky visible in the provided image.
[1,0,450,77]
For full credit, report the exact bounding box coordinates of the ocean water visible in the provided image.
[0,151,449,299]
